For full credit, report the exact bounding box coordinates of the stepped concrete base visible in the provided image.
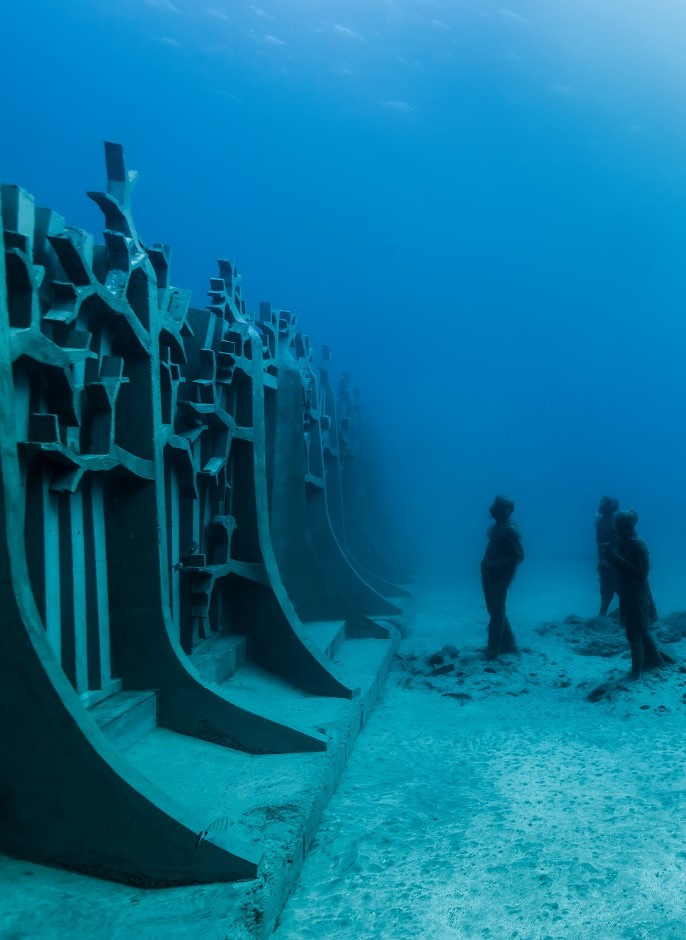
[191,632,249,684]
[381,592,416,637]
[90,690,158,750]
[301,620,347,659]
[0,630,400,940]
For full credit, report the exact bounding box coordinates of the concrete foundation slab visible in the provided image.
[91,690,158,750]
[0,632,399,939]
[191,633,250,685]
[300,620,347,659]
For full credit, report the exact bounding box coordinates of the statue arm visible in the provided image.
[482,528,524,574]
[596,521,613,565]
[606,551,639,575]
[512,530,525,565]
[606,541,647,578]
[596,525,607,564]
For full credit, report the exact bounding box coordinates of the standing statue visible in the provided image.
[481,495,524,659]
[596,496,620,616]
[605,510,664,680]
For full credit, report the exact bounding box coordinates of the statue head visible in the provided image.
[614,509,638,537]
[490,494,515,522]
[598,496,619,515]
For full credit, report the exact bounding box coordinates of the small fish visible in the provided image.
[195,815,233,848]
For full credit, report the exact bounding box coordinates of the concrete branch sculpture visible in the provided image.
[0,143,408,887]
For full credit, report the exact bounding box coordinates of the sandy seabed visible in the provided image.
[273,562,686,940]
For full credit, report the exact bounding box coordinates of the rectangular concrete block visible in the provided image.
[191,633,249,685]
[301,620,346,659]
[91,690,158,750]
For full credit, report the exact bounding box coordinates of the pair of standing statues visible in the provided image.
[481,494,666,679]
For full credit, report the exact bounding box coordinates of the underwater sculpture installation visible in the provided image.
[316,349,409,617]
[0,142,405,887]
[258,303,400,640]
[481,495,524,658]
[331,369,413,599]
[334,370,413,592]
[605,509,665,679]
[596,495,620,617]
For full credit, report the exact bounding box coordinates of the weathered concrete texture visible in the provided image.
[0,179,261,887]
[325,368,412,605]
[317,350,410,618]
[336,379,413,591]
[0,631,399,939]
[260,303,398,644]
[0,141,407,896]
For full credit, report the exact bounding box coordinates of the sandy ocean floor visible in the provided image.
[273,561,686,940]
[2,560,685,939]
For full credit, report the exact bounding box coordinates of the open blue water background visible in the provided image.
[2,0,686,578]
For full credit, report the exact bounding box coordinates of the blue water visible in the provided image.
[3,0,686,573]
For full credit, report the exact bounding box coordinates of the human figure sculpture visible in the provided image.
[605,509,664,680]
[481,495,524,659]
[596,496,620,616]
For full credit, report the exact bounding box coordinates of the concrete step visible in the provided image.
[301,620,347,659]
[220,662,346,733]
[3,628,402,939]
[191,632,249,685]
[330,635,399,723]
[90,690,157,750]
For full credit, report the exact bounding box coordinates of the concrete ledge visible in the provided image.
[300,620,347,659]
[191,633,249,684]
[90,690,158,750]
[0,631,400,939]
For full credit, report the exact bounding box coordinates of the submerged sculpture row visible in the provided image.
[0,143,409,886]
